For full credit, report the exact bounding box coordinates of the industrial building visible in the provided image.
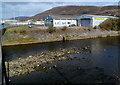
[45,15,77,27]
[77,14,117,27]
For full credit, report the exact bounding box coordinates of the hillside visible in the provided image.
[30,5,119,20]
[10,16,30,21]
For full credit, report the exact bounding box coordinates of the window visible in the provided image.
[68,22,71,24]
[62,22,66,24]
[55,19,60,20]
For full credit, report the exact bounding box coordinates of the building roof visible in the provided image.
[79,14,117,18]
[48,15,77,19]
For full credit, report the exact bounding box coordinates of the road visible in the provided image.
[34,26,48,29]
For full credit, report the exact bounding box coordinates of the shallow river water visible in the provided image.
[3,36,120,84]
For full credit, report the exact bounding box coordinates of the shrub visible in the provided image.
[88,29,91,31]
[47,26,56,33]
[93,26,97,29]
[99,18,120,31]
[61,26,67,31]
[19,30,26,34]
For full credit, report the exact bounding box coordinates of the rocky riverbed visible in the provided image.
[6,46,91,77]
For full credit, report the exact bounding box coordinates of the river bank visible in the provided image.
[2,27,120,46]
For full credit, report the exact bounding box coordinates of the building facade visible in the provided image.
[45,15,77,27]
[34,21,44,25]
[77,15,117,27]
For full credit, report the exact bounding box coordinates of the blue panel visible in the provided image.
[81,19,91,27]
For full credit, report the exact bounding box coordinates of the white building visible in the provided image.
[2,19,30,25]
[3,19,18,24]
[34,21,44,25]
[45,15,77,27]
[77,14,117,27]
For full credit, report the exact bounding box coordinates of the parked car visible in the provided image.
[69,24,76,27]
[28,22,35,28]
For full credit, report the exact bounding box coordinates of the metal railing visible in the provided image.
[0,26,8,85]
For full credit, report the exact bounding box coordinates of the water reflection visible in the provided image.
[91,39,104,55]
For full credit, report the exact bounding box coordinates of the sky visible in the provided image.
[1,0,120,2]
[0,1,119,20]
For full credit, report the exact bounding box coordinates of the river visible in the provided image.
[3,36,120,84]
[0,25,3,29]
[0,25,5,29]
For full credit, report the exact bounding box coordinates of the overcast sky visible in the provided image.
[1,1,119,19]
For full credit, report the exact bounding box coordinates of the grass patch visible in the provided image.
[4,25,42,34]
[61,26,67,31]
[7,37,38,43]
[47,26,56,33]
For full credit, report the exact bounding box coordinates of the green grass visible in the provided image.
[4,25,42,35]
[7,37,38,43]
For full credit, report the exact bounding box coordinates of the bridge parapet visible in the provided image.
[0,28,8,85]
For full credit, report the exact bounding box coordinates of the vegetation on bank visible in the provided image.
[47,25,56,33]
[6,37,38,43]
[4,25,46,35]
[4,25,92,35]
[99,18,120,31]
